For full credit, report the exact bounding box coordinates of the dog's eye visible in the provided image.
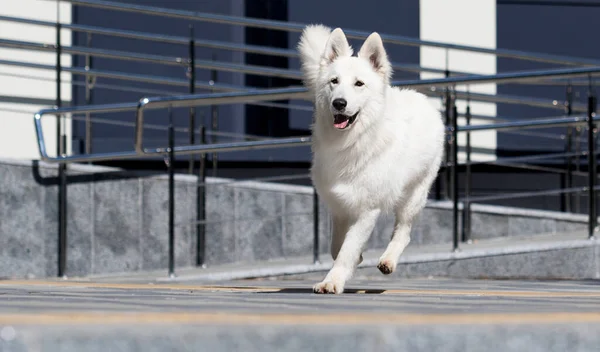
[355,80,364,87]
[330,78,338,84]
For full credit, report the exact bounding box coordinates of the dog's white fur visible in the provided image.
[298,25,445,294]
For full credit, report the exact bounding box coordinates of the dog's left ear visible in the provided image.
[358,32,392,83]
[322,28,353,65]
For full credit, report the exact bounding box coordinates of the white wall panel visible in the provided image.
[420,0,497,161]
[0,0,71,159]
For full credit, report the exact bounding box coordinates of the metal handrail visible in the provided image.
[49,0,600,67]
[131,65,600,160]
[9,32,592,112]
[34,66,600,164]
[0,59,310,113]
[0,15,466,77]
[463,185,600,204]
[134,88,310,156]
[431,89,586,112]
[0,15,295,57]
[5,32,599,91]
[0,58,237,91]
[458,116,588,132]
[6,13,600,87]
[399,66,600,89]
[0,38,303,80]
[10,59,573,143]
[3,53,582,112]
[34,87,312,163]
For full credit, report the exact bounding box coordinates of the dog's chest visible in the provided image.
[314,152,403,211]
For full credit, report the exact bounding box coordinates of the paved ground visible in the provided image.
[1,277,600,351]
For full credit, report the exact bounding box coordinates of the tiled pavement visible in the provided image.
[1,277,600,351]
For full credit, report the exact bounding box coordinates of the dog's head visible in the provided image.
[315,28,392,132]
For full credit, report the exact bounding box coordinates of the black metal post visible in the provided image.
[211,57,219,177]
[434,176,442,200]
[462,104,472,243]
[575,121,583,214]
[196,125,207,267]
[587,93,597,239]
[188,25,196,175]
[313,189,320,264]
[167,107,176,277]
[452,97,459,252]
[56,18,68,278]
[563,84,573,212]
[444,72,451,199]
[84,32,93,157]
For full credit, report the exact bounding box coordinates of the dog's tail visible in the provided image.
[297,24,332,96]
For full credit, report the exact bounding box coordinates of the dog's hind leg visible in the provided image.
[377,178,432,275]
[376,216,412,275]
[313,209,380,294]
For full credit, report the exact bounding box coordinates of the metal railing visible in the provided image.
[46,0,600,67]
[2,0,595,169]
[34,66,600,162]
[33,65,600,278]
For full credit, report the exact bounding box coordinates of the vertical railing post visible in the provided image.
[211,54,219,177]
[84,32,94,157]
[187,25,207,267]
[576,112,583,213]
[444,69,451,199]
[461,97,472,243]
[56,13,68,278]
[434,176,442,200]
[196,125,207,267]
[167,107,176,277]
[312,105,320,264]
[187,25,196,175]
[587,88,597,239]
[313,189,320,264]
[563,84,573,213]
[451,91,460,252]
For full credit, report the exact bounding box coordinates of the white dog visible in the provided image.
[298,25,445,294]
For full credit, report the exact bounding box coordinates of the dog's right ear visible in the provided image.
[321,28,352,65]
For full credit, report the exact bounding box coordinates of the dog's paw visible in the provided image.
[313,280,344,294]
[377,259,396,275]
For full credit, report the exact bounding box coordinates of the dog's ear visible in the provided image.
[358,32,392,82]
[321,28,352,65]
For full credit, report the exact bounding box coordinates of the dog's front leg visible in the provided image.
[313,208,381,294]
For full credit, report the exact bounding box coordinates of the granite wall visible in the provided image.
[0,159,590,279]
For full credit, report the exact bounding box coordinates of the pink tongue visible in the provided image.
[334,120,349,129]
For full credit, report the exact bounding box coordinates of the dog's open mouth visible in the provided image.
[333,111,359,130]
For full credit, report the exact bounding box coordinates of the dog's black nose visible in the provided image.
[332,98,347,111]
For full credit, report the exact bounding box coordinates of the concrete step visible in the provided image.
[86,230,600,283]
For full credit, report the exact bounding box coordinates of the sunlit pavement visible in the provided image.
[1,278,600,351]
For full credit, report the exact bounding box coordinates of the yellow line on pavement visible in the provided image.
[2,280,600,298]
[0,280,280,293]
[376,288,600,298]
[1,312,600,326]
